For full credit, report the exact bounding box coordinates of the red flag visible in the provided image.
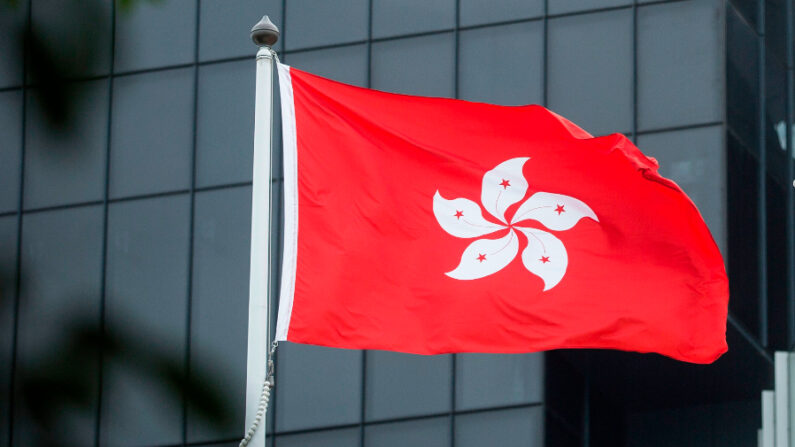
[274,64,728,364]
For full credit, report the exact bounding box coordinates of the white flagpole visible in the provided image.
[243,15,279,447]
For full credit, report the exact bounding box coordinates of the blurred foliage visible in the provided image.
[0,0,238,445]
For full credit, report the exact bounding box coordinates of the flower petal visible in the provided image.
[481,157,530,223]
[512,192,598,230]
[515,227,568,291]
[433,191,506,238]
[446,229,519,280]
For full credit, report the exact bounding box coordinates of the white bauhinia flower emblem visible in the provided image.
[433,157,598,291]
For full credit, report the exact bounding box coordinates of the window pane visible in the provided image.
[372,0,454,39]
[726,4,760,149]
[545,413,581,447]
[365,416,450,447]
[31,0,111,78]
[102,195,191,446]
[456,353,543,411]
[545,353,583,433]
[726,132,760,339]
[637,0,722,130]
[276,427,359,447]
[636,126,726,255]
[15,206,104,446]
[285,44,368,87]
[114,0,197,72]
[275,344,362,432]
[199,0,282,61]
[548,9,633,136]
[0,1,26,88]
[110,68,194,198]
[284,0,368,51]
[723,0,758,29]
[24,80,108,209]
[196,60,255,188]
[766,55,789,349]
[548,0,630,15]
[455,407,543,447]
[766,0,786,62]
[459,21,543,106]
[0,216,17,447]
[459,0,542,27]
[365,351,451,420]
[0,91,22,213]
[371,33,455,98]
[187,186,251,443]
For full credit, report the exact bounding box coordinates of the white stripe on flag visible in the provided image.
[275,62,297,341]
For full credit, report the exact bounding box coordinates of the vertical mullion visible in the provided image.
[360,2,373,445]
[95,0,117,444]
[8,1,31,445]
[631,0,638,143]
[181,0,202,445]
[542,0,549,108]
[450,1,460,446]
[758,0,768,347]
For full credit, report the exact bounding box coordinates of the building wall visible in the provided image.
[0,0,777,446]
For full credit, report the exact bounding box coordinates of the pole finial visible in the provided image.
[251,15,279,47]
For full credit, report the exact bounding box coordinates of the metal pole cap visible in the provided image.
[251,15,279,47]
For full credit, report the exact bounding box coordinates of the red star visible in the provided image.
[499,179,511,189]
[454,210,464,219]
[539,256,550,264]
[554,204,565,215]
[477,253,487,263]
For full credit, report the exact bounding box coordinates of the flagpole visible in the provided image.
[243,15,279,447]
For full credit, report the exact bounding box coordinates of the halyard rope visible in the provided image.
[239,341,278,447]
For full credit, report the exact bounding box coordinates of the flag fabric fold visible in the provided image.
[273,62,728,364]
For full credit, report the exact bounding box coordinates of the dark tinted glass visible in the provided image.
[456,353,543,411]
[365,352,451,420]
[637,0,722,130]
[196,60,255,188]
[727,131,760,339]
[766,0,786,62]
[102,195,191,446]
[364,416,450,447]
[459,0,543,27]
[0,1,26,88]
[114,0,197,72]
[765,55,789,349]
[371,33,455,98]
[729,0,758,30]
[727,4,760,150]
[372,0,455,38]
[15,206,103,446]
[0,216,15,447]
[455,407,544,447]
[275,344,362,432]
[110,68,194,198]
[284,0,368,51]
[0,91,22,213]
[24,80,108,209]
[187,186,252,442]
[548,9,633,136]
[458,21,544,106]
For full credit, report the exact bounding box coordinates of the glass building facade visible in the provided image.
[0,0,792,445]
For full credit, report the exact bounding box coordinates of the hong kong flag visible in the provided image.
[273,63,728,364]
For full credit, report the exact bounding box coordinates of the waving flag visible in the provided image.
[273,63,728,364]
